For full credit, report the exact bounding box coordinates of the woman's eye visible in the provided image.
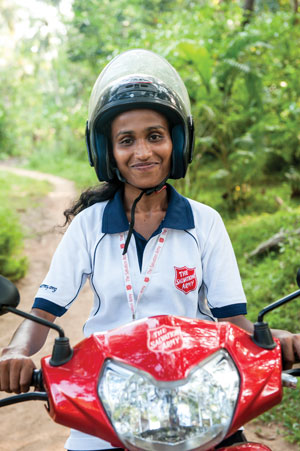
[149,133,162,141]
[120,137,133,145]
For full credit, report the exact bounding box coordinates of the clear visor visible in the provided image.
[88,49,191,120]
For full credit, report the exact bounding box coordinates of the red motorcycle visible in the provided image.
[1,273,300,451]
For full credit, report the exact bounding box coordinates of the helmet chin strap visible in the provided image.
[119,174,169,255]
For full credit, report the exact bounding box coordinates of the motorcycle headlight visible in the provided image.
[98,350,240,450]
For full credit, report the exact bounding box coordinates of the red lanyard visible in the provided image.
[120,228,168,320]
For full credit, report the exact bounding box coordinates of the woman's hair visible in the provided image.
[63,120,123,224]
[63,179,122,224]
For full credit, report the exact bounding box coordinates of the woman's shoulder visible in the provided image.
[79,199,109,216]
[68,200,110,232]
[169,185,220,219]
[184,196,227,241]
[186,197,222,220]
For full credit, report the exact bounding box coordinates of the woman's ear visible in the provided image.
[106,134,126,183]
[171,124,186,179]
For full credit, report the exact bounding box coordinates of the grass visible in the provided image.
[0,171,50,210]
[0,171,51,280]
[26,148,98,190]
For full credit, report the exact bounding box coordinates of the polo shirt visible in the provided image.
[33,184,247,337]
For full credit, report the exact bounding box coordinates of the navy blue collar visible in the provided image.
[102,184,194,234]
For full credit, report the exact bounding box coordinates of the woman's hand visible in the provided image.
[0,352,36,393]
[271,329,300,369]
[0,308,56,393]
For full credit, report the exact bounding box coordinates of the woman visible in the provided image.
[1,49,300,451]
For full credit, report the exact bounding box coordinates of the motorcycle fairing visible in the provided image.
[41,315,281,449]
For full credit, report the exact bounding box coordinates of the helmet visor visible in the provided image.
[88,49,191,123]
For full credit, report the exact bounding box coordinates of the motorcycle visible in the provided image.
[1,273,300,451]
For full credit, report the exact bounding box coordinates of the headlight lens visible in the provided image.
[98,350,240,450]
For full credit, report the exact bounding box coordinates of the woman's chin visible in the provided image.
[125,179,165,192]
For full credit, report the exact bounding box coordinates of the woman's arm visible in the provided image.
[0,308,56,393]
[219,315,300,369]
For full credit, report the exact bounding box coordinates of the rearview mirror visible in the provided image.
[0,275,20,314]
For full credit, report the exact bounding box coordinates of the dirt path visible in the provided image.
[0,166,298,451]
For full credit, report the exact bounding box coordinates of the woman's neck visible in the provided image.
[123,183,168,214]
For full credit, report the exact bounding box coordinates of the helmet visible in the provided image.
[86,49,194,182]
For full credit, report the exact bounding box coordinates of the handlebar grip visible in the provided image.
[31,369,44,391]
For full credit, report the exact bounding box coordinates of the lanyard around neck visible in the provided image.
[120,228,168,320]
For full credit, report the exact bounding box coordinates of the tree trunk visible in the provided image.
[244,0,255,9]
[247,228,300,259]
[291,0,299,24]
[242,0,255,26]
[292,0,299,13]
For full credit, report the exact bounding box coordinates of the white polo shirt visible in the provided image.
[34,185,246,334]
[33,185,246,451]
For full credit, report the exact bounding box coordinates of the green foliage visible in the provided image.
[67,0,182,70]
[165,8,299,212]
[285,167,300,199]
[0,172,50,281]
[27,149,97,189]
[227,208,300,326]
[0,206,27,281]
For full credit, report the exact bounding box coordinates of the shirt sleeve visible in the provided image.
[33,213,93,316]
[200,210,247,318]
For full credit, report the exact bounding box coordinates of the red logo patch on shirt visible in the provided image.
[174,266,197,294]
[147,325,183,353]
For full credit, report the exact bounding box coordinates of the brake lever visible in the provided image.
[282,369,300,389]
[0,391,48,407]
[284,368,300,377]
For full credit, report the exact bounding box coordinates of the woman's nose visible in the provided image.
[135,139,152,159]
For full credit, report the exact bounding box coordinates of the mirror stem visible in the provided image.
[258,289,300,323]
[2,306,65,337]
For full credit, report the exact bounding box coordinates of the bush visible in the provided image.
[0,206,27,281]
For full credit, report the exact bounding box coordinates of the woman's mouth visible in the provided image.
[130,162,159,171]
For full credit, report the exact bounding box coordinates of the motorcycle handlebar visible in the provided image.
[31,369,44,391]
[1,366,300,409]
[0,369,46,408]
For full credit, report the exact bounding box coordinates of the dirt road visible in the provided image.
[0,166,298,451]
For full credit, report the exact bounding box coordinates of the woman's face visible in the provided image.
[111,109,172,190]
